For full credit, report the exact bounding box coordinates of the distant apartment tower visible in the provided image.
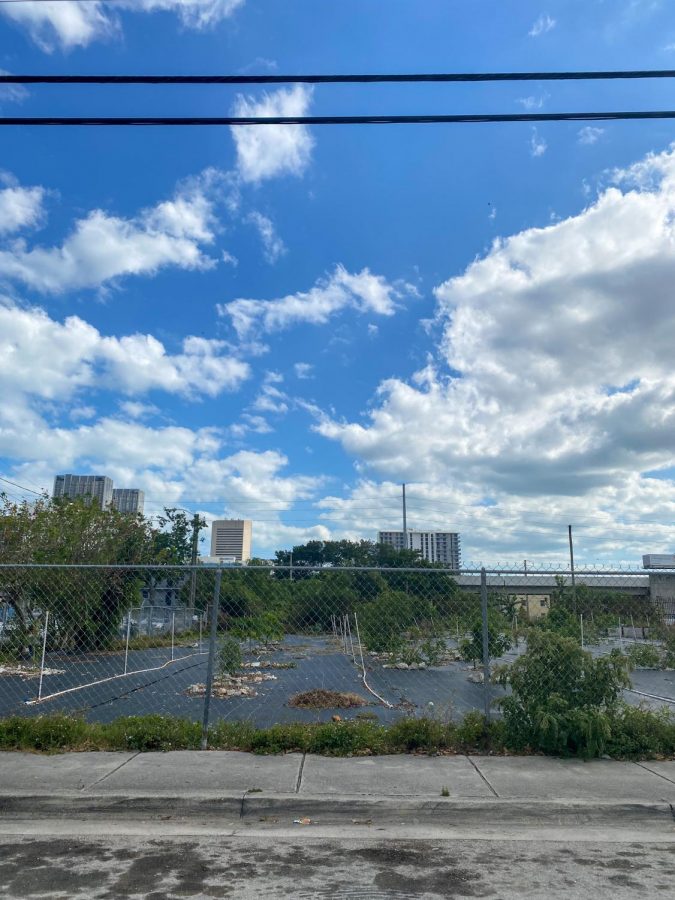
[111,489,145,515]
[53,474,113,509]
[210,520,252,563]
[378,530,461,569]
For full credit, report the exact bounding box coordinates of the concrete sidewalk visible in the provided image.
[1,751,674,831]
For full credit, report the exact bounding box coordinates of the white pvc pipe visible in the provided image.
[353,611,393,709]
[37,610,49,702]
[171,612,175,661]
[26,648,204,706]
[580,613,584,649]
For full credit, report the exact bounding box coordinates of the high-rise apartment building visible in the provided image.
[210,520,252,562]
[111,489,145,515]
[378,530,461,569]
[53,474,114,509]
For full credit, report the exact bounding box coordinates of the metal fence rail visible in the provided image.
[1,563,673,745]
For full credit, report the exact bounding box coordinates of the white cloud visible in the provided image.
[1,0,244,52]
[518,94,548,111]
[294,362,314,379]
[0,184,46,235]
[0,300,250,401]
[0,70,29,105]
[246,211,286,263]
[578,126,605,146]
[529,13,556,37]
[69,405,96,422]
[231,85,315,184]
[251,371,288,414]
[313,145,675,560]
[0,174,221,293]
[118,401,161,420]
[530,128,547,157]
[219,265,411,339]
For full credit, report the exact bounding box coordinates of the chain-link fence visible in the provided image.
[1,563,674,740]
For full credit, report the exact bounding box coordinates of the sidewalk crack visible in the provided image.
[466,756,499,797]
[635,761,675,788]
[81,752,140,792]
[295,753,307,794]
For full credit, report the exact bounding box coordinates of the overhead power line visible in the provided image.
[3,69,675,85]
[3,110,675,126]
[0,475,43,497]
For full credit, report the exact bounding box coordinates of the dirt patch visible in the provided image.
[288,689,368,709]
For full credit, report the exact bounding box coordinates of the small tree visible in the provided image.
[218,637,242,676]
[459,615,512,668]
[498,630,630,757]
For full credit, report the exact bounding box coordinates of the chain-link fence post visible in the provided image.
[480,567,491,723]
[201,567,222,750]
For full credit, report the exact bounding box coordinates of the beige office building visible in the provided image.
[210,519,252,562]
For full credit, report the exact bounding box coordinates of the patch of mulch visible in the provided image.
[288,688,369,709]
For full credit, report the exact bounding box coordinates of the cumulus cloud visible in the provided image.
[1,0,244,52]
[0,183,46,235]
[246,211,286,263]
[294,362,314,379]
[0,174,222,293]
[578,126,605,145]
[0,301,250,401]
[313,145,675,558]
[231,85,315,183]
[219,265,411,339]
[530,128,547,157]
[529,13,556,36]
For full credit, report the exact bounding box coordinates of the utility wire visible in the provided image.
[3,110,675,126]
[0,475,43,496]
[3,69,675,85]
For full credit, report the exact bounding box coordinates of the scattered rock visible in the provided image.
[186,671,276,699]
[467,671,484,684]
[395,662,409,670]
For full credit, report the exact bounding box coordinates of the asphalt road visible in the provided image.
[1,833,674,899]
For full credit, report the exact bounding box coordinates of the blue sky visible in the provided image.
[2,0,675,564]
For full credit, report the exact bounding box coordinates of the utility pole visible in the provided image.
[568,524,577,613]
[402,483,408,550]
[188,513,200,608]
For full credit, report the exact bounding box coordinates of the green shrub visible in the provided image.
[604,705,675,759]
[460,616,511,666]
[218,637,243,675]
[498,631,630,757]
[384,717,450,752]
[306,721,384,755]
[663,630,675,669]
[626,643,662,670]
[102,715,201,751]
[0,714,94,751]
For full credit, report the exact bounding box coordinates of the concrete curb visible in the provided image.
[1,792,673,829]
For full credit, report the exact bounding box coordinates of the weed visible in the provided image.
[441,786,450,797]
